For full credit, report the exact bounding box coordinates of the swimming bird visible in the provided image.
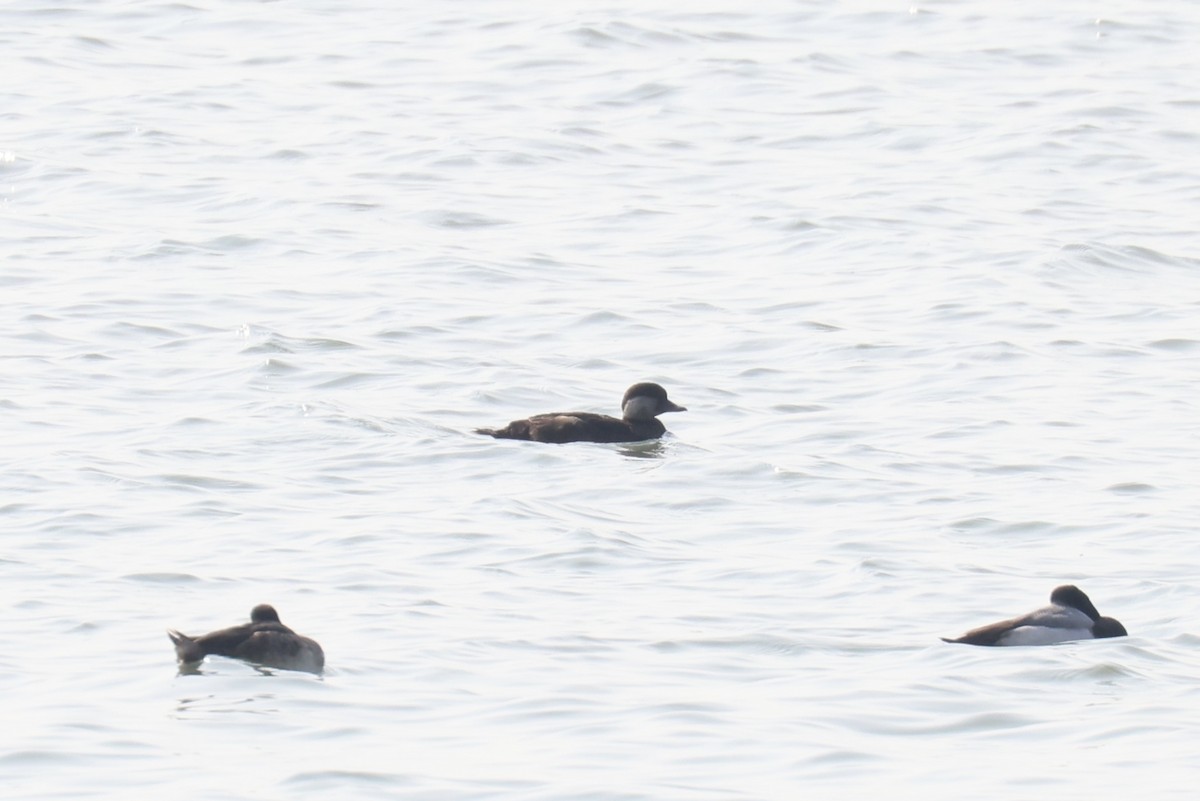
[942,585,1127,646]
[475,382,686,444]
[168,604,325,674]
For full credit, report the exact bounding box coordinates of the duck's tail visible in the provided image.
[167,630,205,663]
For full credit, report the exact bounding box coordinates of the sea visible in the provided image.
[4,1,1200,798]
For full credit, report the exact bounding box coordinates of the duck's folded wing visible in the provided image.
[529,413,636,443]
[234,631,325,672]
[942,611,1032,645]
[187,622,280,659]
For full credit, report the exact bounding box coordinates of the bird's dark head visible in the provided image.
[621,383,686,420]
[251,604,281,624]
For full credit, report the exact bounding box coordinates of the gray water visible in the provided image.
[4,1,1200,798]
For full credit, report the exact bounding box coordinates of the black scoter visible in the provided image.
[168,603,325,674]
[476,382,686,444]
[942,585,1127,647]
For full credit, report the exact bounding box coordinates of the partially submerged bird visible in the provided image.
[942,585,1127,647]
[476,382,686,444]
[168,604,325,674]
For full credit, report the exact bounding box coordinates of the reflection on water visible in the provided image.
[616,440,669,460]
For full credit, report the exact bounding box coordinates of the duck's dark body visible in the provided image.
[168,604,325,674]
[482,411,671,444]
[942,585,1127,647]
[477,382,685,444]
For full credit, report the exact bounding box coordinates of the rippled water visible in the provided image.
[4,1,1200,798]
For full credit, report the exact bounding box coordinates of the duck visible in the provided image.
[942,584,1127,646]
[168,604,325,674]
[476,382,686,444]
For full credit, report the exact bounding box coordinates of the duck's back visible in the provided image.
[942,604,1094,646]
[480,412,665,444]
